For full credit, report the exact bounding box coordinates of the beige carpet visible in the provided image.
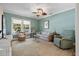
[12,38,73,56]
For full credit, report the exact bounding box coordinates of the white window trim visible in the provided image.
[11,17,31,35]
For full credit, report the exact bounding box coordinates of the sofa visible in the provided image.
[36,31,50,41]
[54,30,75,49]
[35,31,60,41]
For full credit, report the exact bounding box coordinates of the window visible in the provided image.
[12,18,31,34]
[23,20,31,32]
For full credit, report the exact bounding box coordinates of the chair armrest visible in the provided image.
[54,37,61,40]
[61,38,73,42]
[54,35,62,38]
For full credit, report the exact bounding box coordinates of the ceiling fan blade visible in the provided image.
[42,12,47,15]
[32,12,37,14]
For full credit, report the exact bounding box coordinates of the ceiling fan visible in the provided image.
[32,8,47,17]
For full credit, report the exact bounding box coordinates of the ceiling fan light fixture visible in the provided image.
[32,8,47,17]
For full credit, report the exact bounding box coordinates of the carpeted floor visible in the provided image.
[12,38,74,56]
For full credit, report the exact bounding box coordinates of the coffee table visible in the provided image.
[34,35,39,40]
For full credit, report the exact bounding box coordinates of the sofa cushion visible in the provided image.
[36,31,49,40]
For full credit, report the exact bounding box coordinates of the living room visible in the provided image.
[0,3,75,56]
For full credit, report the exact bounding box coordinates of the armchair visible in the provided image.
[17,32,26,41]
[54,30,74,49]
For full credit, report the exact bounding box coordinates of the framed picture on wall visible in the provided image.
[44,20,49,29]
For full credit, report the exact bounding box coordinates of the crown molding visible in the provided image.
[38,7,75,20]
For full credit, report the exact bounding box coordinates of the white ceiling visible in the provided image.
[0,3,75,19]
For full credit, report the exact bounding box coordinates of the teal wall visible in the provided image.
[4,12,38,34]
[4,9,75,35]
[38,9,75,33]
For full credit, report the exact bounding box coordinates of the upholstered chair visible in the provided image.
[54,30,75,49]
[17,32,26,41]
